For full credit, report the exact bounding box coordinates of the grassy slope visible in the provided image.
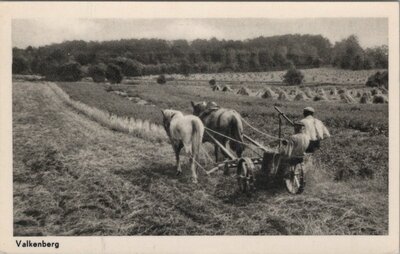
[13,81,387,235]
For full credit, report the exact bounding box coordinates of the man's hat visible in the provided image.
[303,107,315,113]
[206,101,219,110]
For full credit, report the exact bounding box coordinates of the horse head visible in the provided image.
[161,109,181,132]
[191,101,207,116]
[191,101,220,116]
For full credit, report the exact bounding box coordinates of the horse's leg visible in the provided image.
[223,139,231,175]
[236,141,243,158]
[181,136,198,183]
[189,156,198,184]
[214,143,219,162]
[224,139,231,159]
[174,142,183,175]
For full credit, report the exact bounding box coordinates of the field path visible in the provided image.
[13,81,387,235]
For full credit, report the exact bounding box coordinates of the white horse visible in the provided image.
[161,109,205,183]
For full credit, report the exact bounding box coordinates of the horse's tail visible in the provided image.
[191,118,204,161]
[230,113,245,157]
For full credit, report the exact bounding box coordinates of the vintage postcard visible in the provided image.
[0,2,398,254]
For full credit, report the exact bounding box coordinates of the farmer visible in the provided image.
[280,122,310,158]
[300,107,330,153]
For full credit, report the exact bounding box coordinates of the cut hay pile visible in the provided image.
[289,88,299,96]
[274,87,284,95]
[278,91,291,101]
[237,86,251,96]
[212,85,222,91]
[304,87,314,98]
[222,85,233,92]
[313,95,328,101]
[371,88,381,96]
[340,93,357,104]
[261,87,277,98]
[372,94,388,104]
[313,88,329,101]
[255,90,264,97]
[360,92,372,104]
[294,91,308,101]
[380,87,388,94]
[316,88,327,97]
[330,87,338,96]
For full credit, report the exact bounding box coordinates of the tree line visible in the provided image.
[12,34,388,82]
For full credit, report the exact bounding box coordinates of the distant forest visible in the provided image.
[13,34,388,80]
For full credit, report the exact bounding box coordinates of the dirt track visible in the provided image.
[13,81,388,235]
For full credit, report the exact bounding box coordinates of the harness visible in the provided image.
[198,107,220,120]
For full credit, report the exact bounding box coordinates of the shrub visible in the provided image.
[88,64,107,83]
[283,66,304,85]
[209,79,216,86]
[106,64,123,84]
[157,74,167,84]
[110,57,144,77]
[12,55,31,74]
[366,71,388,89]
[49,61,82,82]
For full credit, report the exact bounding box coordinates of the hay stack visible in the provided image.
[212,85,221,91]
[360,92,372,104]
[317,88,327,97]
[372,94,388,104]
[222,85,233,92]
[304,87,314,98]
[371,88,381,96]
[274,87,284,95]
[313,95,328,101]
[330,87,338,96]
[340,93,356,104]
[255,89,264,97]
[261,87,277,98]
[294,91,308,101]
[278,91,290,101]
[237,86,251,96]
[289,88,298,96]
[380,87,388,94]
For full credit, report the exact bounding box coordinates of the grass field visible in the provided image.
[13,71,388,235]
[137,68,385,85]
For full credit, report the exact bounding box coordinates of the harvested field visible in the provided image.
[13,79,388,235]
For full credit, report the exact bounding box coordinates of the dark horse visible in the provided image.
[191,101,245,161]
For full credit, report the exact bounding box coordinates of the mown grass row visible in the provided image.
[48,82,167,143]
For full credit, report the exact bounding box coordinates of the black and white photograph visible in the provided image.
[0,2,399,254]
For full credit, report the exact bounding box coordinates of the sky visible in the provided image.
[12,18,388,49]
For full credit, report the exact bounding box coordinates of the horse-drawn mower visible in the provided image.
[204,106,308,195]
